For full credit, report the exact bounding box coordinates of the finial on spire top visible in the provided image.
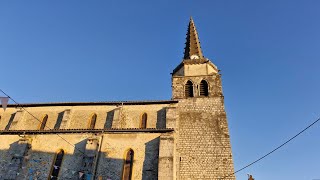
[183,17,204,60]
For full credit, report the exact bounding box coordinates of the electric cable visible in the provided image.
[2,89,319,178]
[220,116,320,179]
[0,89,89,158]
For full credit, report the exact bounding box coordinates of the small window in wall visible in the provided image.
[185,80,194,97]
[199,80,209,96]
[140,113,147,129]
[39,114,48,130]
[50,149,64,180]
[122,149,134,180]
[88,114,97,129]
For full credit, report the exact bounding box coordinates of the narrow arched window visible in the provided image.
[39,114,48,130]
[50,149,64,179]
[88,114,97,129]
[140,113,147,129]
[185,80,194,97]
[199,80,209,96]
[122,149,134,180]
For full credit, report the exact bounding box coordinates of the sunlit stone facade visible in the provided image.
[0,18,235,180]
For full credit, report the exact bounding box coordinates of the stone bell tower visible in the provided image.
[172,17,235,179]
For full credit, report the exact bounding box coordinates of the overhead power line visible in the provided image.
[220,116,320,179]
[1,89,319,178]
[0,89,89,158]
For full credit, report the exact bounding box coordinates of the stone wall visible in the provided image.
[172,68,235,180]
[176,97,235,180]
[158,134,174,180]
[0,134,89,179]
[0,104,169,130]
[0,103,175,180]
[0,70,236,180]
[0,133,163,180]
[96,133,161,180]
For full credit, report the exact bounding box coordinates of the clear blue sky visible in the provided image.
[1,1,320,179]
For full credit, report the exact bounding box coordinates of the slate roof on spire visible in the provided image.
[183,17,204,60]
[172,18,218,75]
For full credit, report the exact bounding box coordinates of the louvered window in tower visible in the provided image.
[89,114,97,129]
[39,114,48,130]
[185,80,194,97]
[50,149,64,180]
[141,113,147,129]
[122,149,134,180]
[199,80,209,96]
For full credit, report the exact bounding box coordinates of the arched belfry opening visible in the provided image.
[185,80,194,98]
[199,80,209,97]
[122,149,134,180]
[141,113,147,129]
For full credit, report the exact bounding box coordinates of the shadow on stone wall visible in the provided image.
[95,137,160,180]
[0,141,28,180]
[73,139,87,156]
[0,136,161,180]
[96,152,123,180]
[0,141,87,180]
[54,111,65,129]
[75,139,96,180]
[5,113,16,130]
[156,108,166,129]
[142,137,160,180]
[104,110,115,129]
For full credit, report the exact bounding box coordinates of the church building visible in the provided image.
[0,18,235,180]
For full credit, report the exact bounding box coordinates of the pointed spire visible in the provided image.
[183,17,204,60]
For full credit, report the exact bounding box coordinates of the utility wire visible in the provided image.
[0,89,89,158]
[220,116,320,179]
[2,89,319,177]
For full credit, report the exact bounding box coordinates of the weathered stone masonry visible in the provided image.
[0,18,235,180]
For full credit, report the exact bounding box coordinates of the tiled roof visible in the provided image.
[0,128,175,134]
[183,17,204,60]
[6,100,178,107]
